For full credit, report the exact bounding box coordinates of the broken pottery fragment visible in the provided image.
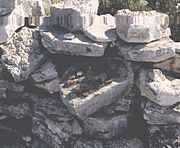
[139,69,180,106]
[116,38,176,62]
[1,27,44,82]
[60,58,134,120]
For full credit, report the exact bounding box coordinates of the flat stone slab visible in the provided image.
[83,14,116,42]
[116,9,170,43]
[84,114,128,139]
[0,27,44,82]
[154,54,180,73]
[49,0,99,31]
[41,28,108,57]
[59,58,134,120]
[139,68,180,106]
[142,100,180,125]
[116,38,176,62]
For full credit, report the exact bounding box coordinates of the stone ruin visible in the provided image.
[0,0,179,148]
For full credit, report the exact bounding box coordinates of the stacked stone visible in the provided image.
[0,0,180,147]
[116,9,180,148]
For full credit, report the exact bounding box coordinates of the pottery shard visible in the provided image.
[0,27,44,82]
[84,114,128,139]
[154,54,180,73]
[138,69,180,106]
[116,38,176,62]
[59,58,134,120]
[49,0,99,31]
[83,14,116,42]
[41,28,108,57]
[142,100,180,125]
[116,9,170,43]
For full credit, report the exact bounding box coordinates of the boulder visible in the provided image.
[116,38,177,62]
[83,14,116,42]
[41,28,108,57]
[1,27,44,82]
[116,9,170,43]
[154,54,180,73]
[142,100,180,125]
[138,69,180,106]
[59,58,134,120]
[84,114,128,139]
[49,0,99,31]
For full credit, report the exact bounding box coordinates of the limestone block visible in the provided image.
[41,28,108,57]
[59,58,134,120]
[116,9,170,43]
[138,69,180,106]
[116,38,177,62]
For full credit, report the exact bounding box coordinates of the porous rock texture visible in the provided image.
[0,1,180,148]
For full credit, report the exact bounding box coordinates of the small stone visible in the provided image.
[63,33,75,40]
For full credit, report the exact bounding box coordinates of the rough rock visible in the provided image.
[148,125,180,148]
[41,28,108,57]
[116,38,177,62]
[116,9,170,43]
[49,0,99,31]
[33,97,82,148]
[0,27,44,82]
[83,14,116,42]
[154,54,180,73]
[0,0,17,16]
[0,102,31,120]
[60,58,134,120]
[73,138,144,148]
[84,114,128,139]
[31,61,58,83]
[142,100,180,125]
[139,69,180,106]
[34,77,60,94]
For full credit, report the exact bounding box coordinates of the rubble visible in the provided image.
[138,69,180,106]
[0,27,44,82]
[41,28,108,57]
[116,9,170,43]
[116,38,177,62]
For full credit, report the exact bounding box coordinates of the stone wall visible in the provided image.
[0,0,180,148]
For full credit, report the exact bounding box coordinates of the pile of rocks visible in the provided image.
[0,0,179,148]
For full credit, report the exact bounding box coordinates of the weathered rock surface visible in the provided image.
[0,27,44,82]
[116,9,170,43]
[83,14,116,42]
[148,125,180,148]
[0,0,16,16]
[139,69,180,106]
[41,28,108,57]
[33,97,82,148]
[60,58,134,120]
[73,138,144,148]
[154,54,180,73]
[49,0,99,31]
[142,100,180,125]
[116,38,177,62]
[84,114,128,139]
[31,61,58,83]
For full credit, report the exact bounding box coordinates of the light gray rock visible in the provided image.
[0,102,31,119]
[0,87,7,99]
[34,78,60,94]
[41,29,108,57]
[1,27,44,82]
[49,0,99,31]
[60,58,134,120]
[73,139,103,148]
[154,54,180,73]
[31,61,58,83]
[142,100,180,125]
[139,69,180,106]
[84,114,128,139]
[116,9,170,43]
[116,38,176,62]
[83,14,116,42]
